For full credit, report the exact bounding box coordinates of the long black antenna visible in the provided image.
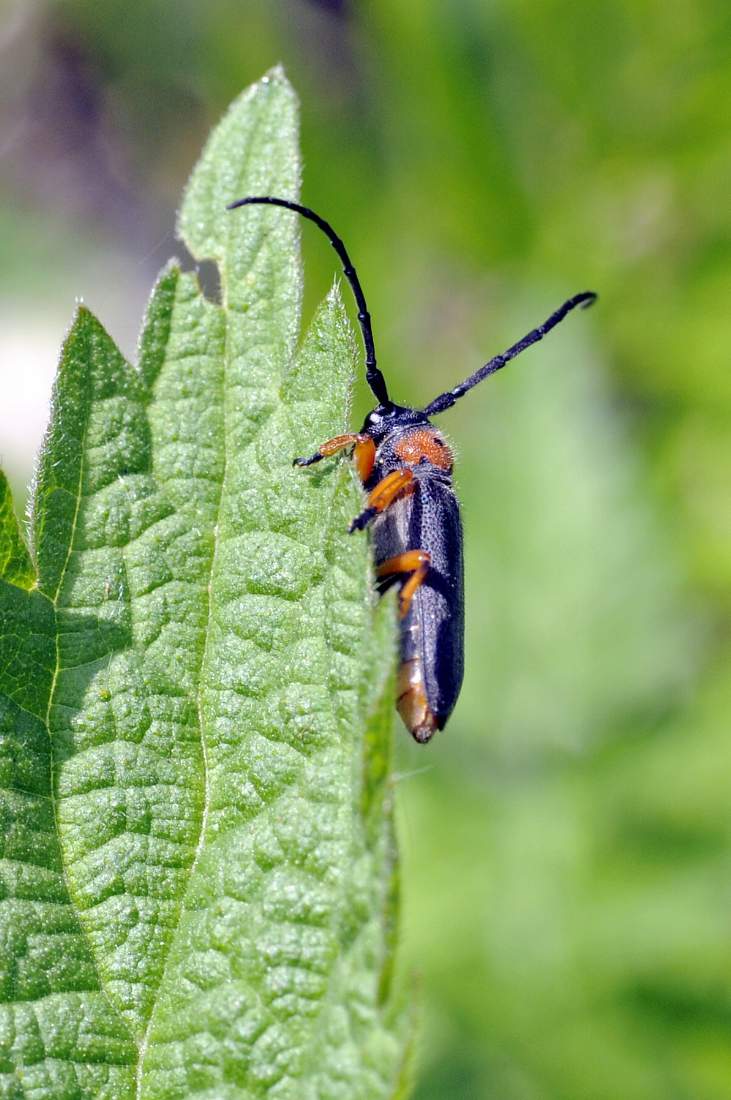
[227,196,391,407]
[423,291,597,417]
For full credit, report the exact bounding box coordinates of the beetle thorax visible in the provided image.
[391,427,453,471]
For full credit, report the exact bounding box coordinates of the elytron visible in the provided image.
[229,195,596,743]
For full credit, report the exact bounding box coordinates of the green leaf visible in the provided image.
[0,576,137,1097]
[1,68,408,1099]
[0,473,34,589]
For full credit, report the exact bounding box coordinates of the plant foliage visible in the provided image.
[0,68,410,1100]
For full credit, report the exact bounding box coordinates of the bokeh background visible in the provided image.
[2,2,730,1096]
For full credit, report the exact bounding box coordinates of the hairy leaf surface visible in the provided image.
[0,68,408,1100]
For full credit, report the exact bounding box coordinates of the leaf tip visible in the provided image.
[325,276,345,306]
[326,276,358,353]
[239,64,297,119]
[68,300,98,333]
[136,260,182,386]
[0,469,35,590]
[158,256,182,279]
[261,62,289,85]
[63,303,116,362]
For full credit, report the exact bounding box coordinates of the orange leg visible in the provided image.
[294,433,373,473]
[349,468,414,533]
[377,550,431,618]
[352,437,376,481]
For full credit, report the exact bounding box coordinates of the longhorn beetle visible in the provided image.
[228,195,597,743]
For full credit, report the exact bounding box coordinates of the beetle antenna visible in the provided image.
[423,291,598,417]
[227,196,391,407]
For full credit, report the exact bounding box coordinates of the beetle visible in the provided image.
[228,195,596,743]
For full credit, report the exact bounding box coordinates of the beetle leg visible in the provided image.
[352,436,376,481]
[293,433,371,468]
[377,550,431,618]
[349,468,415,533]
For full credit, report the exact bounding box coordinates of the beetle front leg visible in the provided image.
[376,550,431,618]
[349,468,415,533]
[293,433,374,474]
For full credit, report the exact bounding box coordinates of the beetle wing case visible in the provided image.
[373,474,464,738]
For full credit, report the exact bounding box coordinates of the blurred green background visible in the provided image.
[1,2,730,1096]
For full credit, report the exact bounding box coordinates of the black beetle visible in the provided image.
[228,196,596,743]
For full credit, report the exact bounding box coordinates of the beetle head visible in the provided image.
[361,403,431,444]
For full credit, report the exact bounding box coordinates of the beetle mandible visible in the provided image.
[228,196,597,744]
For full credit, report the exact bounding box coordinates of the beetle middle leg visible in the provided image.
[377,550,431,618]
[349,468,415,533]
